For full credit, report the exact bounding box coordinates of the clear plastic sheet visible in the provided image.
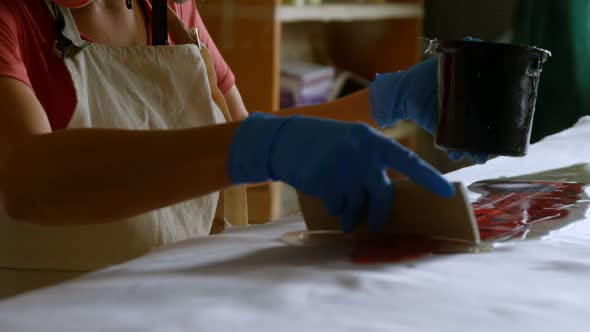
[351,164,590,264]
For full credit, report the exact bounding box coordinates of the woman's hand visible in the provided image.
[370,57,439,134]
[369,57,488,164]
[228,113,454,232]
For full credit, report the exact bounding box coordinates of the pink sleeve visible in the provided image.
[0,3,31,87]
[176,2,236,95]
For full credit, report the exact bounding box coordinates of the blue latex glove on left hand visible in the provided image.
[229,112,455,233]
[369,56,488,164]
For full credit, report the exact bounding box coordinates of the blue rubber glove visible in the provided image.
[369,56,488,164]
[229,112,455,233]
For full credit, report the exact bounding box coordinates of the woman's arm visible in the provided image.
[0,77,238,226]
[224,82,375,126]
[223,85,249,121]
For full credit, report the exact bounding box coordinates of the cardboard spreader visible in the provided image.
[298,182,481,244]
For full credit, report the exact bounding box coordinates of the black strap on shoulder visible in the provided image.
[152,0,168,45]
[51,2,89,59]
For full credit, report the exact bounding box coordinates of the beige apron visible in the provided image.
[0,2,246,298]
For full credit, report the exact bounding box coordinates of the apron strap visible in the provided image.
[152,0,169,45]
[42,0,90,59]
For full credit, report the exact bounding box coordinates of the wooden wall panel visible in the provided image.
[326,18,423,80]
[197,0,281,112]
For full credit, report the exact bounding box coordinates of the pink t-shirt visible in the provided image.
[0,0,235,130]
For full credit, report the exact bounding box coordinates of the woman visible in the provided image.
[0,0,477,295]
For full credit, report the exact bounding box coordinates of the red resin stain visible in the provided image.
[351,181,587,265]
[351,237,438,265]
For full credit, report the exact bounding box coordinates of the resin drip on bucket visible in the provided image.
[432,40,551,156]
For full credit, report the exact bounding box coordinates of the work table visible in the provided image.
[1,118,590,332]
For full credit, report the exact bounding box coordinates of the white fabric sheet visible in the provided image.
[1,118,590,332]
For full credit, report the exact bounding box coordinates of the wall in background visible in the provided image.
[424,0,518,42]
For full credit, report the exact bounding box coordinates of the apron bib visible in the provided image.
[0,2,246,297]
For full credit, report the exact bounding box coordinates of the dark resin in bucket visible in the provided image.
[434,40,551,156]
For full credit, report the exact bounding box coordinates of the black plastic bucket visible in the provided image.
[433,40,551,156]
